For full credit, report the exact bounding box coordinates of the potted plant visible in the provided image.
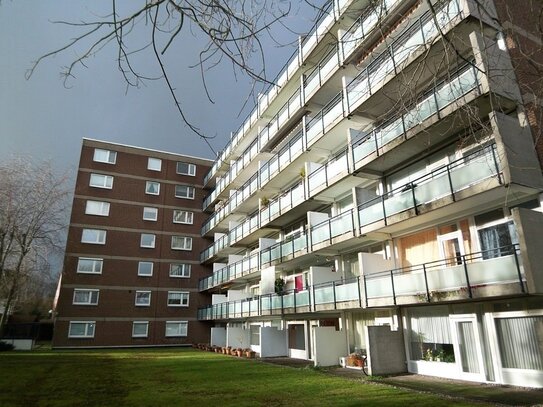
[275,277,286,295]
[245,348,256,358]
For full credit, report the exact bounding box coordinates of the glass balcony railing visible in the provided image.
[346,0,462,113]
[197,244,525,319]
[304,46,340,98]
[260,233,309,268]
[310,209,355,248]
[306,92,345,146]
[198,251,261,291]
[352,63,480,165]
[358,144,501,228]
[307,148,350,195]
[341,0,402,61]
[202,0,341,187]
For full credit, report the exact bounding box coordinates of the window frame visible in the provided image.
[147,157,162,172]
[165,321,188,337]
[93,148,117,164]
[171,236,192,251]
[169,263,191,278]
[132,321,149,338]
[167,291,189,307]
[140,233,156,248]
[77,258,103,274]
[137,261,154,277]
[68,321,96,338]
[174,185,195,200]
[135,291,151,307]
[72,289,100,305]
[176,162,196,176]
[145,181,161,195]
[143,207,158,221]
[81,229,107,245]
[173,210,194,224]
[89,173,113,189]
[85,200,110,217]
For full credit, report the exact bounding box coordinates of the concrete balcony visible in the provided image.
[197,244,526,320]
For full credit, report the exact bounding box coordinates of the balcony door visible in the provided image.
[438,231,464,266]
[450,314,486,382]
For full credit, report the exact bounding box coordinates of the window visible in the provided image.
[175,185,195,199]
[93,148,117,164]
[85,200,110,216]
[169,263,191,278]
[148,157,162,171]
[73,289,99,305]
[167,291,189,307]
[176,162,196,176]
[68,321,95,338]
[81,229,106,245]
[138,261,153,277]
[89,173,113,189]
[132,321,149,338]
[478,221,518,259]
[165,321,188,337]
[145,181,160,195]
[135,291,151,306]
[143,207,158,221]
[140,234,156,248]
[77,258,103,274]
[173,210,193,224]
[171,236,192,251]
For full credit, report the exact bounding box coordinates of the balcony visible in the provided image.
[197,244,525,320]
[358,144,501,229]
[345,0,462,115]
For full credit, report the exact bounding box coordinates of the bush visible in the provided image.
[0,341,15,351]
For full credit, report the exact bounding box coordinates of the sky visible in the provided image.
[0,1,318,180]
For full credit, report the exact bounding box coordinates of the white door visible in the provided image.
[438,231,465,266]
[450,314,486,382]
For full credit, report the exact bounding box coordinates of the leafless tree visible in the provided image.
[0,158,70,335]
[25,1,328,155]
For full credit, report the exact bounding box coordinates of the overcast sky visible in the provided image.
[0,1,318,179]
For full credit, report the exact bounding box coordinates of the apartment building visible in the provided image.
[197,0,543,388]
[52,139,213,347]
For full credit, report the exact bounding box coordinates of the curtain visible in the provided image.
[457,321,480,373]
[496,317,543,370]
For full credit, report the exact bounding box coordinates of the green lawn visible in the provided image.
[0,348,485,406]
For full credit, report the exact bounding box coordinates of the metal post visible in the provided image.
[446,165,456,202]
[423,264,431,302]
[513,245,525,293]
[312,284,316,312]
[411,184,418,215]
[390,270,397,305]
[363,275,368,308]
[357,276,362,308]
[333,281,337,310]
[462,254,472,298]
[491,145,502,184]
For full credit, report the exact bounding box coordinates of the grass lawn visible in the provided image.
[0,348,486,407]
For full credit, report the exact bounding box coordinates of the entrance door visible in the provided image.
[450,315,486,382]
[438,231,465,266]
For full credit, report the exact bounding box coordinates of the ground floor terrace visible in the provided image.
[207,296,543,388]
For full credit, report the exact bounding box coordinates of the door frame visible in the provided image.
[449,313,486,382]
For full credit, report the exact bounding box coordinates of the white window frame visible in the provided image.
[140,234,156,248]
[143,207,158,221]
[89,173,113,189]
[68,321,95,338]
[72,289,99,305]
[147,157,162,172]
[81,229,107,245]
[135,291,151,307]
[145,181,160,195]
[167,291,189,307]
[176,162,196,176]
[171,236,192,251]
[169,263,191,278]
[132,321,149,338]
[138,261,154,277]
[85,200,110,216]
[173,210,194,224]
[175,185,195,199]
[93,148,117,164]
[165,321,188,337]
[77,258,103,274]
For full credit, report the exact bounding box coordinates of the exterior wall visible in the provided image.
[366,325,407,375]
[53,139,213,348]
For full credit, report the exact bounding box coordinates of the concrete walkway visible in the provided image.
[260,357,543,406]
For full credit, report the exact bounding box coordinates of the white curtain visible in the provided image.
[409,306,451,344]
[496,317,543,370]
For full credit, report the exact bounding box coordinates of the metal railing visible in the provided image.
[197,244,524,319]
